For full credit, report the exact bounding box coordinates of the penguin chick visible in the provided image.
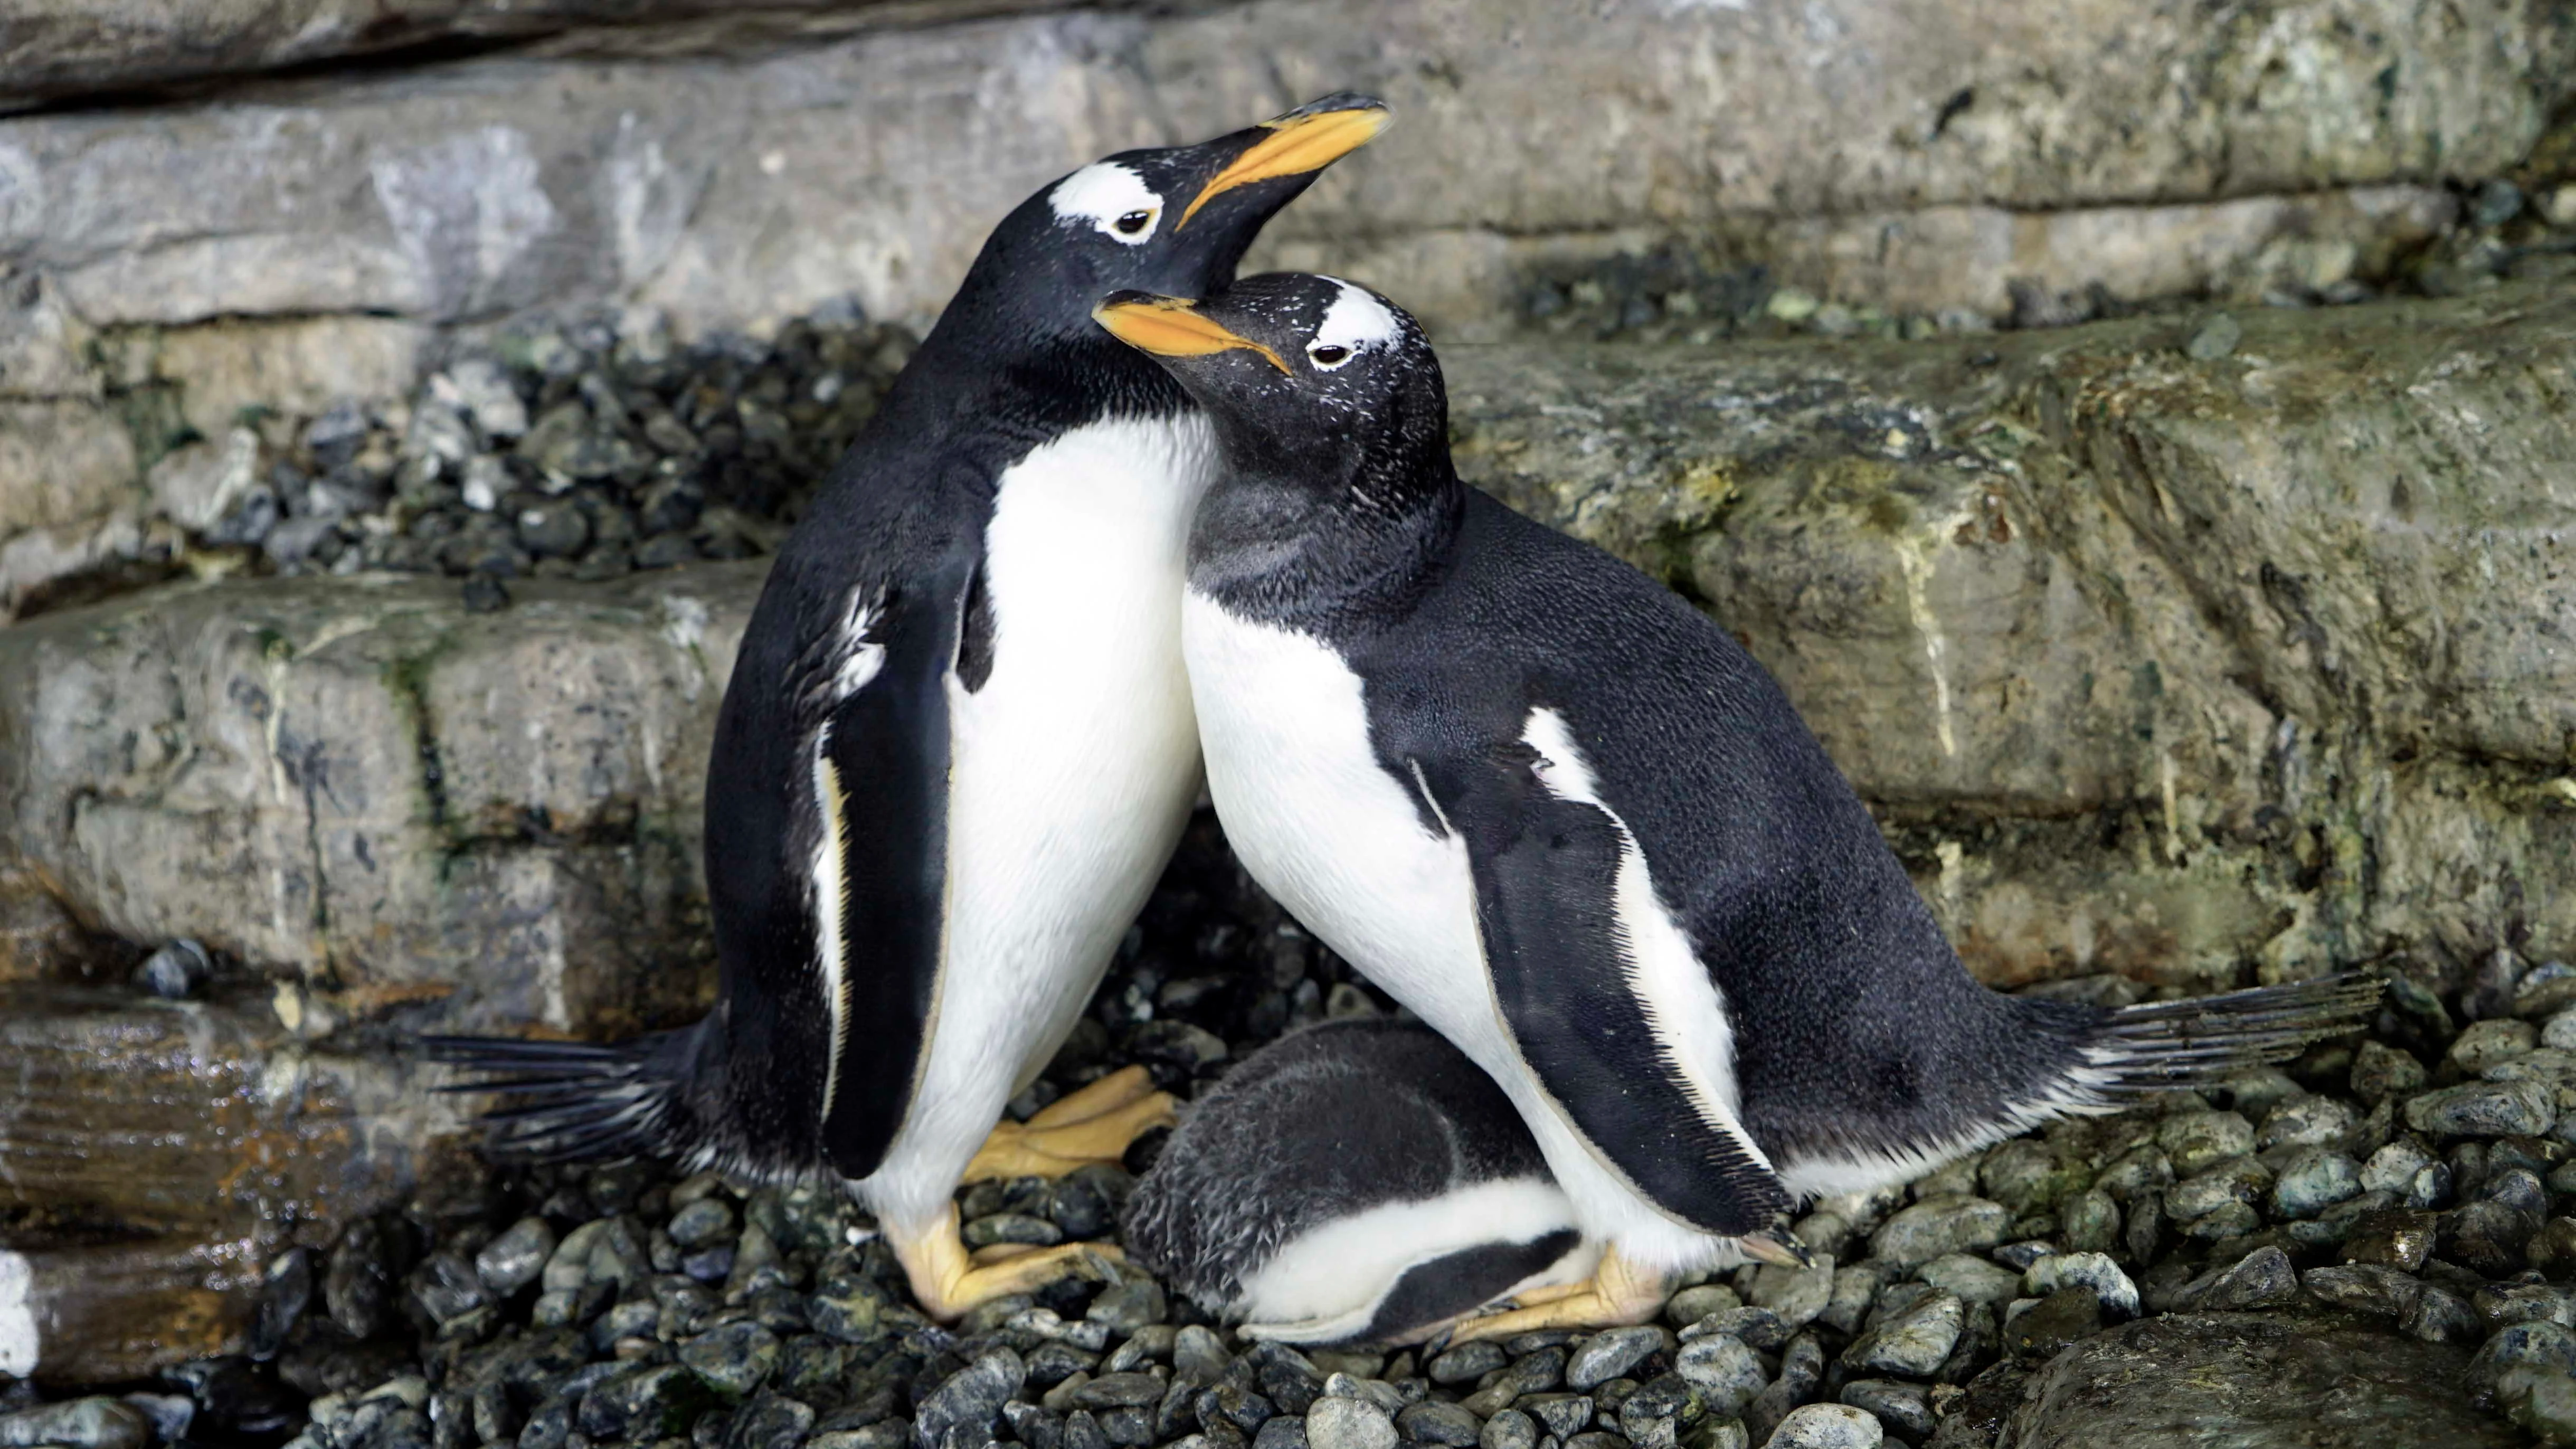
[420,97,1390,1323]
[1095,276,2382,1337]
[1125,1017,1596,1347]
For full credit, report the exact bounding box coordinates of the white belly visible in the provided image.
[859,415,1211,1230]
[1181,593,1746,1274]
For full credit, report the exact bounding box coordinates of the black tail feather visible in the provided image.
[2083,973,2384,1101]
[419,1027,704,1166]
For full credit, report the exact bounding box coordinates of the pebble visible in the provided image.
[1088,1279,1168,1332]
[1307,1396,1399,1449]
[1478,1409,1537,1449]
[1518,1394,1592,1438]
[2406,1284,2482,1343]
[2268,1149,2364,1218]
[2184,313,2242,361]
[1566,1327,1668,1390]
[2474,1321,2576,1393]
[2253,1095,2360,1152]
[135,938,212,999]
[2059,1189,2120,1254]
[2544,1012,2576,1053]
[2340,1207,2438,1270]
[1834,1380,1930,1442]
[1396,1400,1481,1446]
[2450,1018,2541,1072]
[476,1216,558,1296]
[1175,1325,1232,1385]
[0,1397,151,1449]
[2185,1247,2300,1311]
[2021,1253,2138,1320]
[2157,1112,2253,1173]
[1820,1263,1890,1334]
[2407,1080,2556,1138]
[1760,1402,1882,1449]
[2349,1041,2429,1104]
[678,1321,780,1397]
[1683,1306,1791,1351]
[1868,1198,2009,1268]
[914,1350,1026,1449]
[2300,1263,2423,1319]
[1663,1284,1742,1327]
[1428,1343,1508,1386]
[1841,1290,1962,1377]
[1914,1253,2021,1306]
[1746,1258,1834,1328]
[1674,1335,1767,1415]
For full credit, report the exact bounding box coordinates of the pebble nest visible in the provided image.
[13,820,2576,1449]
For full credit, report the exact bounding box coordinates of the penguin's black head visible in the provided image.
[1091,272,1448,494]
[958,96,1389,351]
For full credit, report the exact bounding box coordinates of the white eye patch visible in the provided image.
[1049,162,1163,245]
[1306,277,1401,370]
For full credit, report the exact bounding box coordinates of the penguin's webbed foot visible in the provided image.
[893,1204,1124,1321]
[964,1065,1177,1181]
[1443,1246,1672,1341]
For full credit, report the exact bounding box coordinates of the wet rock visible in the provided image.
[1916,1256,2021,1308]
[1744,1334,1823,1444]
[1517,1395,1590,1438]
[577,1364,719,1441]
[2403,1285,2482,1344]
[2470,1322,2576,1398]
[2338,1207,2438,1270]
[680,1322,780,1398]
[477,1218,558,1297]
[1175,1326,1230,1385]
[1308,1396,1399,1449]
[2057,1191,2119,1256]
[134,939,213,999]
[1396,1400,1481,1447]
[1683,1308,1792,1352]
[1479,1409,1536,1449]
[0,1397,151,1449]
[2020,1254,2137,1321]
[2157,1113,2254,1175]
[723,1391,817,1449]
[2446,1199,2541,1275]
[2407,1082,2555,1139]
[1844,1292,1963,1378]
[1747,1257,1836,1328]
[1871,1200,2010,1270]
[1762,1403,1881,1448]
[2184,313,2242,361]
[250,1246,315,1361]
[2528,1218,2576,1277]
[1674,1334,1766,1415]
[2269,1150,2365,1219]
[2181,1248,2300,1311]
[668,1199,737,1251]
[1568,1327,1668,1390]
[1663,1286,1742,1328]
[1429,1344,1507,1386]
[2002,1288,2101,1361]
[1087,1279,1168,1333]
[1997,1314,2517,1446]
[913,1349,1026,1449]
[2349,1043,2429,1106]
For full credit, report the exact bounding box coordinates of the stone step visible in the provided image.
[0,986,453,1382]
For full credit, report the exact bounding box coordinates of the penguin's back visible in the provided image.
[1353,491,2095,1190]
[1124,1017,1587,1344]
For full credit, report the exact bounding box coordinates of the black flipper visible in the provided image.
[1439,757,1791,1237]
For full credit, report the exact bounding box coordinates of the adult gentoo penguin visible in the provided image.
[424,98,1390,1320]
[1094,276,2380,1336]
[1126,1017,1595,1347]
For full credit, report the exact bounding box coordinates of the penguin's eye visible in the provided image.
[1306,343,1353,371]
[1113,210,1154,236]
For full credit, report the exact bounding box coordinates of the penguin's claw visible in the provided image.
[1445,1247,1671,1341]
[895,1205,1123,1321]
[964,1067,1178,1181]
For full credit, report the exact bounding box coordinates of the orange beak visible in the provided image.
[1092,295,1289,374]
[1177,102,1392,229]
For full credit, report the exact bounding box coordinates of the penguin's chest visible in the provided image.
[926,414,1213,1069]
[1178,595,1500,1047]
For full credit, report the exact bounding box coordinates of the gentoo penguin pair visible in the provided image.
[1126,1018,1595,1347]
[1094,276,2381,1337]
[429,97,1389,1320]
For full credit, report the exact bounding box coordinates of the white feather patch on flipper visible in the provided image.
[807,586,885,1126]
[1518,706,1770,1170]
[0,1250,36,1376]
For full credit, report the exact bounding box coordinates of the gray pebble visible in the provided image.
[2256,1096,2361,1153]
[2473,1321,2576,1391]
[1430,1343,1508,1386]
[1087,1278,1168,1332]
[1175,1325,1232,1385]
[1675,1335,1766,1415]
[2185,1247,2299,1311]
[1868,1198,2009,1268]
[1397,1401,1482,1447]
[2059,1189,2120,1255]
[2268,1149,2363,1219]
[1517,1396,1592,1438]
[1308,1397,1400,1449]
[2404,1284,2480,1343]
[1663,1285,1742,1327]
[2184,313,2242,362]
[1760,1402,1882,1449]
[1835,1380,1930,1442]
[2406,1080,2556,1138]
[1912,1253,2020,1307]
[1819,1263,1892,1334]
[913,1349,1026,1449]
[2299,1264,2423,1319]
[135,939,212,999]
[1479,1409,1537,1449]
[0,1397,150,1449]
[1841,1290,1961,1378]
[1567,1327,1667,1390]
[2021,1253,2138,1320]
[1322,1375,1404,1416]
[667,1198,737,1250]
[679,1321,780,1397]
[964,1213,1065,1249]
[1257,1419,1311,1449]
[2157,1112,2255,1174]
[1746,1257,1835,1327]
[1681,1307,1791,1351]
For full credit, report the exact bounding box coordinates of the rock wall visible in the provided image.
[5,282,2569,1031]
[4,0,2571,615]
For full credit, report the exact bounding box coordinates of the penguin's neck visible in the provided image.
[1188,458,1464,633]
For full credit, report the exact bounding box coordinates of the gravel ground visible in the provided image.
[12,817,2576,1449]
